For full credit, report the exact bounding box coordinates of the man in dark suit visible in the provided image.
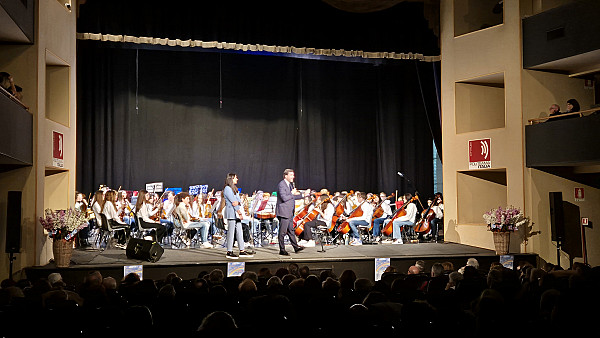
[276,169,309,255]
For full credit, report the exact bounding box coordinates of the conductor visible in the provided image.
[276,168,310,255]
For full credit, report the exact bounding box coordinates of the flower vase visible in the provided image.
[53,239,74,268]
[492,231,510,255]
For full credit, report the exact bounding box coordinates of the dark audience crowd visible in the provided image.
[0,259,598,338]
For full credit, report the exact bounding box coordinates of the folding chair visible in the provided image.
[98,214,128,250]
[135,214,158,242]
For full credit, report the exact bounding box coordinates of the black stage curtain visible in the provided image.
[77,41,437,196]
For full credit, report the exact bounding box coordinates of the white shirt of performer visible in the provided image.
[92,201,103,226]
[103,201,126,224]
[347,201,374,223]
[381,200,393,217]
[396,202,418,223]
[138,201,160,224]
[432,203,444,219]
[317,203,335,225]
[163,199,175,220]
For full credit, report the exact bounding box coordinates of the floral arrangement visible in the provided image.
[483,206,529,232]
[39,208,88,241]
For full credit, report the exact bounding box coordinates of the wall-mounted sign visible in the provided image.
[469,138,491,169]
[52,131,64,168]
[581,217,589,226]
[575,187,585,202]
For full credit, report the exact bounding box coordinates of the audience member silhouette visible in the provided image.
[1,260,598,337]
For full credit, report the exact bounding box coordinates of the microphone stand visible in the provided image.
[398,171,420,243]
[397,172,419,198]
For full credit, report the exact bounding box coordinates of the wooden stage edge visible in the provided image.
[24,241,539,284]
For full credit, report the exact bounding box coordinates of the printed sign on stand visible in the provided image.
[469,138,491,169]
[375,258,390,281]
[124,265,143,280]
[145,182,164,193]
[227,262,245,277]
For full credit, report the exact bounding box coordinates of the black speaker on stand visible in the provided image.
[5,191,22,280]
[549,191,565,268]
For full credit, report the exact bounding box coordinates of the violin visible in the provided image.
[294,195,330,236]
[154,191,168,219]
[370,193,395,231]
[118,201,127,223]
[414,195,441,234]
[242,194,250,217]
[329,190,353,232]
[149,200,162,222]
[204,199,212,219]
[382,195,419,236]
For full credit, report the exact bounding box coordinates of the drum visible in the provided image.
[255,212,275,219]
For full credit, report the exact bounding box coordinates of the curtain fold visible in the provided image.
[77,41,437,197]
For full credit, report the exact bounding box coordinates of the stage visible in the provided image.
[24,240,539,285]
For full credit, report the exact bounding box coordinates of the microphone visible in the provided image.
[397,170,417,195]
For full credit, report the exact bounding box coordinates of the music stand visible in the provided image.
[316,226,328,252]
[249,191,263,247]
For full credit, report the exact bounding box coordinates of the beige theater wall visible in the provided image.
[521,69,597,266]
[0,45,39,279]
[0,1,76,279]
[441,0,524,252]
[526,169,599,267]
[36,0,77,267]
[442,0,598,266]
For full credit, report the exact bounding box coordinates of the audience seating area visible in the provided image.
[0,260,598,337]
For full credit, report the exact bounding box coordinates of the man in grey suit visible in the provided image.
[276,169,309,255]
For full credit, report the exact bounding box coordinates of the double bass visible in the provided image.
[414,195,441,234]
[329,191,353,232]
[294,195,330,236]
[369,193,395,231]
[382,195,418,236]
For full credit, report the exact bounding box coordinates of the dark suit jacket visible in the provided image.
[276,179,303,219]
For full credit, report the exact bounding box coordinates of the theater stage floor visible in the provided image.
[24,240,539,285]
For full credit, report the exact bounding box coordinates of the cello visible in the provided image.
[337,195,373,234]
[382,195,418,236]
[414,195,441,235]
[369,193,395,231]
[292,197,313,228]
[329,191,353,232]
[294,195,331,236]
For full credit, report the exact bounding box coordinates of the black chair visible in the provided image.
[99,213,128,250]
[357,223,375,244]
[135,214,157,242]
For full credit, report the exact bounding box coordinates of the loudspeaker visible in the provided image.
[5,191,22,254]
[126,238,164,262]
[549,191,565,242]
